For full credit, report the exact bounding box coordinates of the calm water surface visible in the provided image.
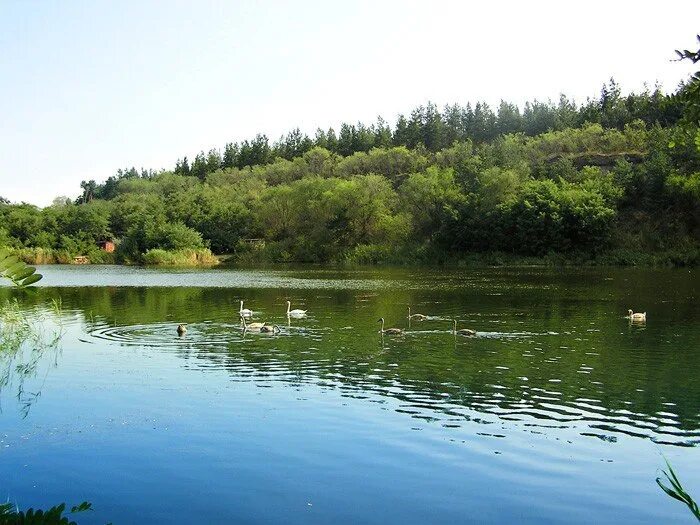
[0,265,698,524]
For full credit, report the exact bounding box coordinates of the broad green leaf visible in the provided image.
[71,501,93,513]
[14,266,36,281]
[5,261,27,278]
[21,273,43,286]
[0,255,19,271]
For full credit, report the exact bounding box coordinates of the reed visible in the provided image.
[657,458,700,521]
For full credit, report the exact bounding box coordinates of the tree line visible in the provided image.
[84,79,683,195]
[1,79,699,266]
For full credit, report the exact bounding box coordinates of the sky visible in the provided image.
[1,0,699,206]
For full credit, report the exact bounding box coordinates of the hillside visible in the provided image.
[1,80,699,266]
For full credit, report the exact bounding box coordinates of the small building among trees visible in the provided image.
[97,239,115,253]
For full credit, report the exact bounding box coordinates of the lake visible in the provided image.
[1,265,698,524]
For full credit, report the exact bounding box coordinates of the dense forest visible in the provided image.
[2,74,700,266]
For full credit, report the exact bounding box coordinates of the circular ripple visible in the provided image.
[84,321,252,350]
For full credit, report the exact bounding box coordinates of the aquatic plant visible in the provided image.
[0,249,42,287]
[657,458,700,521]
[0,300,63,417]
[0,261,96,523]
[0,500,93,525]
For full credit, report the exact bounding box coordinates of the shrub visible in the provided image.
[142,248,218,266]
[344,244,395,265]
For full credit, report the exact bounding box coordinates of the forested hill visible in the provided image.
[2,79,700,266]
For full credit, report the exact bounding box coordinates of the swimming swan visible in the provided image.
[239,300,253,318]
[453,320,476,336]
[407,307,428,321]
[627,309,646,322]
[378,318,403,335]
[240,315,264,330]
[286,301,307,317]
[240,315,278,332]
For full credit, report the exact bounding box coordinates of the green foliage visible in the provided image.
[669,35,700,156]
[146,222,205,252]
[142,248,217,266]
[504,179,617,255]
[656,459,700,521]
[252,175,404,262]
[1,77,699,266]
[0,249,42,287]
[343,244,397,265]
[400,167,465,243]
[674,35,700,126]
[667,171,700,201]
[0,501,92,525]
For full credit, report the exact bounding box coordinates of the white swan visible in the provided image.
[407,306,428,321]
[239,300,253,318]
[286,300,307,317]
[627,309,646,322]
[378,317,403,335]
[453,320,476,336]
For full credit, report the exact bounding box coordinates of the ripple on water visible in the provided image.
[82,321,307,351]
[75,312,700,448]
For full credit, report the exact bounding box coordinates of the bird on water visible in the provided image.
[407,306,428,321]
[286,301,307,317]
[239,300,253,318]
[627,309,646,322]
[453,320,476,336]
[378,318,403,335]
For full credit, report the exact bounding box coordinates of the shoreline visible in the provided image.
[18,252,700,270]
[6,245,699,269]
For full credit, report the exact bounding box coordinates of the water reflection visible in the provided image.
[1,267,699,451]
[0,300,64,417]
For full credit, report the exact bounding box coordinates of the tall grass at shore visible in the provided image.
[142,248,218,267]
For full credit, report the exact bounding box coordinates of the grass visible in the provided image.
[142,248,219,267]
[0,299,64,418]
[9,247,116,265]
[657,459,700,521]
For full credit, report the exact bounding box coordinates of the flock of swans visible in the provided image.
[176,303,647,337]
[176,303,479,337]
[377,310,477,337]
[177,300,307,335]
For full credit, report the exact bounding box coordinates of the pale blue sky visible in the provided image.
[1,0,698,205]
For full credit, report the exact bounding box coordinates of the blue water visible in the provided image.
[0,266,698,523]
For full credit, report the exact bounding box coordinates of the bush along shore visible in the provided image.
[5,246,219,267]
[1,79,699,268]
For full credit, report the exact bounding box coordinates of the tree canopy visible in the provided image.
[1,78,699,266]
